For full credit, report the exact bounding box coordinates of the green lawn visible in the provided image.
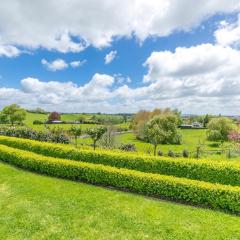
[0,162,239,240]
[117,129,216,152]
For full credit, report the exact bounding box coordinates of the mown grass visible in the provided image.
[0,162,240,240]
[116,130,238,160]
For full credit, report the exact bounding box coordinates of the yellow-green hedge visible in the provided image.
[0,136,239,186]
[0,144,239,213]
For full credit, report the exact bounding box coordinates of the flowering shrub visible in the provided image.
[228,131,240,143]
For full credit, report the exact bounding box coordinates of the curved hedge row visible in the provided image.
[0,144,239,213]
[0,136,239,186]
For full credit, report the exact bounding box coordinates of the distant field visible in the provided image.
[23,112,128,132]
[0,162,239,240]
[2,112,238,160]
[118,130,240,160]
[78,129,238,161]
[24,112,102,131]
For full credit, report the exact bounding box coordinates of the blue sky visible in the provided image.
[0,14,218,88]
[0,1,240,114]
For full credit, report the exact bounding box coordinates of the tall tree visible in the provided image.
[144,114,181,155]
[133,108,182,140]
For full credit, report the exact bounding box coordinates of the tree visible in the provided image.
[203,114,210,127]
[2,104,26,126]
[78,115,86,123]
[132,108,182,140]
[86,127,107,150]
[48,112,61,122]
[144,114,181,155]
[69,126,82,147]
[35,107,46,114]
[0,113,8,124]
[123,115,127,123]
[100,125,117,149]
[207,117,235,144]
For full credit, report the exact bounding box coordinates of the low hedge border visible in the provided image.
[0,144,239,213]
[0,136,239,186]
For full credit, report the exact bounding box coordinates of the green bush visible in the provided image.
[157,150,163,156]
[168,150,175,157]
[119,143,136,152]
[182,149,189,158]
[0,144,239,213]
[33,120,43,125]
[0,136,239,186]
[0,126,70,144]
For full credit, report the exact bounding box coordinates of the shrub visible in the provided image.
[0,136,239,186]
[33,120,43,125]
[0,144,239,213]
[208,143,220,148]
[119,143,136,152]
[157,150,163,156]
[168,150,175,157]
[0,127,69,144]
[182,149,189,158]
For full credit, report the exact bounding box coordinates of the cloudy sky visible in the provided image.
[0,0,240,114]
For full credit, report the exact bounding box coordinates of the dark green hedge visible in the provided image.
[0,144,239,213]
[0,136,239,186]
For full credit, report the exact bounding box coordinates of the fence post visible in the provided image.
[227,149,231,159]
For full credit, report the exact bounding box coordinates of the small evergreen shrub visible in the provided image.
[183,149,189,158]
[168,150,175,157]
[119,143,136,152]
[157,150,163,156]
[33,120,43,125]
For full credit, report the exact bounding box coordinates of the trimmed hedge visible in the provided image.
[0,144,239,213]
[0,136,239,186]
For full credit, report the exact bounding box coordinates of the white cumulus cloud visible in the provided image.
[70,60,87,68]
[214,14,240,47]
[0,45,20,57]
[143,43,240,100]
[41,59,68,71]
[105,50,117,64]
[0,0,239,55]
